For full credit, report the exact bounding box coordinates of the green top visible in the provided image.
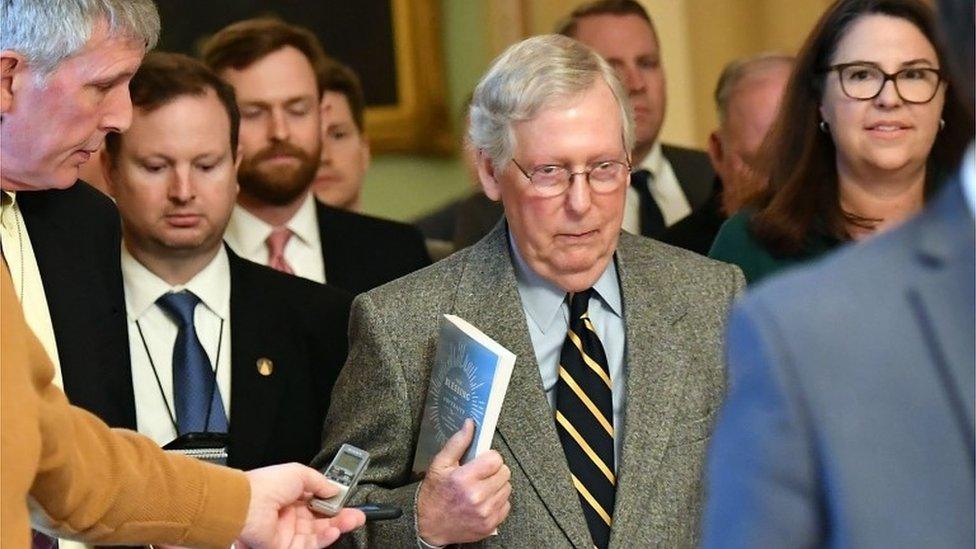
[708,210,840,285]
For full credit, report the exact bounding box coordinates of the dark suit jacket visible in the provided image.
[18,181,134,428]
[453,192,503,249]
[413,197,464,241]
[317,200,431,294]
[661,143,714,212]
[65,247,352,471]
[224,250,352,469]
[662,176,725,255]
[703,179,975,548]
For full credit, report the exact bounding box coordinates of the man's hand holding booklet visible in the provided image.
[413,315,516,545]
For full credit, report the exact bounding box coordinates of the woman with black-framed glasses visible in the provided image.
[708,0,971,285]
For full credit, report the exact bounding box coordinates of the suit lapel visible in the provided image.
[609,234,693,547]
[451,224,592,549]
[906,182,975,451]
[19,190,136,428]
[227,252,286,468]
[315,200,343,286]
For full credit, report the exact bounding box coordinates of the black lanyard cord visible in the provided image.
[135,316,225,435]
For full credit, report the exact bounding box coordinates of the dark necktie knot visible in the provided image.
[157,290,201,328]
[629,169,652,189]
[569,289,595,321]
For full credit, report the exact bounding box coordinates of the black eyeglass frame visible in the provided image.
[824,62,944,104]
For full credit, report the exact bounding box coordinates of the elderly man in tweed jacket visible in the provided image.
[315,34,744,549]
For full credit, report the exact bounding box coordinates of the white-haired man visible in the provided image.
[0,2,363,547]
[316,34,743,548]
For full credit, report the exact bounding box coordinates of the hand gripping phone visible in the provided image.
[308,444,370,516]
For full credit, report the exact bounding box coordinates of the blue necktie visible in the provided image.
[156,291,228,435]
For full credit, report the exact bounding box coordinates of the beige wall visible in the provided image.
[365,0,832,221]
[504,0,833,148]
[683,0,835,145]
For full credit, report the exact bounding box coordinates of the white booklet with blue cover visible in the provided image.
[412,314,516,474]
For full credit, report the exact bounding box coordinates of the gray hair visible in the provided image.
[0,0,160,77]
[714,52,793,123]
[468,34,635,172]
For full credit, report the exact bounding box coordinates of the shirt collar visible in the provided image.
[509,231,623,334]
[122,245,231,322]
[286,192,319,245]
[225,191,318,256]
[636,141,664,177]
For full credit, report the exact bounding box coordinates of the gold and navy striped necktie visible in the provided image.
[555,289,615,549]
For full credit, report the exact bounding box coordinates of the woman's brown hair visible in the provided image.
[749,0,973,255]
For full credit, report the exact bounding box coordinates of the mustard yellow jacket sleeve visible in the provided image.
[1,261,250,549]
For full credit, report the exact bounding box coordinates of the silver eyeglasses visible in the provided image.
[827,62,943,104]
[510,157,631,198]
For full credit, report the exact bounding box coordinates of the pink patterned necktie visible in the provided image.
[265,227,295,275]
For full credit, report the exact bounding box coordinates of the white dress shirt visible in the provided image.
[121,245,233,447]
[0,191,63,387]
[510,234,627,468]
[224,192,326,283]
[622,142,693,234]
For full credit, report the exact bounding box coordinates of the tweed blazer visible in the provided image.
[316,222,744,548]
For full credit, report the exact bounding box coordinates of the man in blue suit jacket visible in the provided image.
[703,0,975,546]
[704,177,974,547]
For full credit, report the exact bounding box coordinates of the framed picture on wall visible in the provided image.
[156,0,453,155]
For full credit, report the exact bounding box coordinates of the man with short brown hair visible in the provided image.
[202,18,430,295]
[101,51,353,471]
[558,0,714,240]
[311,59,371,212]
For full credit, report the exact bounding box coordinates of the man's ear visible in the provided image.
[0,51,26,115]
[475,149,503,201]
[707,130,724,173]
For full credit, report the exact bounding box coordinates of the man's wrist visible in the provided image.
[414,481,445,549]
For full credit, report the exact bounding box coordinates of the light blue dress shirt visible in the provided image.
[509,234,627,470]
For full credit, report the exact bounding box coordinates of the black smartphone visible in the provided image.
[351,503,402,521]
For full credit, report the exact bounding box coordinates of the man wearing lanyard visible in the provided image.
[101,51,352,470]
